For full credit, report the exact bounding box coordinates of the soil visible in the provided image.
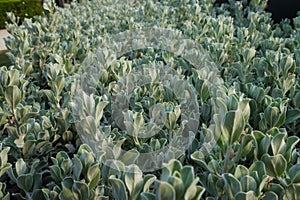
[0,29,9,51]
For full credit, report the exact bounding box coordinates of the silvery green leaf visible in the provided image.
[207,160,221,174]
[162,159,182,180]
[240,175,257,192]
[239,134,254,158]
[156,181,175,200]
[0,147,10,169]
[5,85,22,111]
[235,191,257,200]
[221,111,245,145]
[14,134,25,148]
[285,109,300,124]
[284,136,299,162]
[222,173,242,199]
[102,160,125,185]
[43,88,56,103]
[59,187,76,200]
[184,179,204,200]
[284,184,300,200]
[249,162,268,192]
[7,69,20,86]
[242,48,256,63]
[271,133,286,155]
[269,183,284,199]
[17,174,33,192]
[252,131,270,159]
[72,181,90,200]
[120,149,139,166]
[95,101,108,122]
[22,140,36,158]
[262,191,278,200]
[50,165,63,183]
[261,154,287,178]
[109,176,128,200]
[87,163,100,187]
[73,156,83,181]
[167,176,184,198]
[0,147,11,178]
[234,165,249,180]
[288,164,300,184]
[191,151,209,170]
[124,164,143,198]
[141,192,155,200]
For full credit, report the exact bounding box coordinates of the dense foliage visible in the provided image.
[1,0,300,199]
[0,0,43,29]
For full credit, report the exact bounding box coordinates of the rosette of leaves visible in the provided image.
[191,96,300,199]
[103,161,157,200]
[102,159,204,200]
[73,53,200,171]
[71,23,231,173]
[1,144,105,200]
[152,159,205,200]
[47,144,106,200]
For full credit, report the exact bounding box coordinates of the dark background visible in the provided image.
[266,0,300,23]
[215,0,300,24]
[46,1,300,24]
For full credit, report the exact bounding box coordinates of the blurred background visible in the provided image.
[0,0,300,29]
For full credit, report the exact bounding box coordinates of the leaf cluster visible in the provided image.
[0,0,300,199]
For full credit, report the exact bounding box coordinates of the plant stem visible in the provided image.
[223,145,232,173]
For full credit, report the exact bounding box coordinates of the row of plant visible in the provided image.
[0,0,300,199]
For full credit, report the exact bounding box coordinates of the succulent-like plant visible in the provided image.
[0,0,300,199]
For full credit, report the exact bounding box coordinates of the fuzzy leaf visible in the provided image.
[284,184,300,200]
[59,187,76,200]
[234,165,249,180]
[73,156,83,180]
[0,147,11,177]
[124,164,143,197]
[222,173,241,198]
[235,191,257,200]
[288,164,300,183]
[286,109,300,124]
[180,166,195,188]
[50,165,62,183]
[167,176,184,199]
[141,192,156,200]
[109,176,128,200]
[271,133,286,155]
[221,111,245,145]
[261,154,287,178]
[184,178,204,200]
[5,85,22,110]
[240,175,257,192]
[16,158,27,176]
[156,181,175,200]
[72,181,90,200]
[17,174,33,192]
[143,174,156,192]
[87,163,100,189]
[120,149,139,165]
[262,191,278,200]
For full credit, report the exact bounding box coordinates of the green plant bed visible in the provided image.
[1,0,300,199]
[0,0,43,29]
[0,50,10,66]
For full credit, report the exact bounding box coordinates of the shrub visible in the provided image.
[0,0,43,29]
[1,0,300,199]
